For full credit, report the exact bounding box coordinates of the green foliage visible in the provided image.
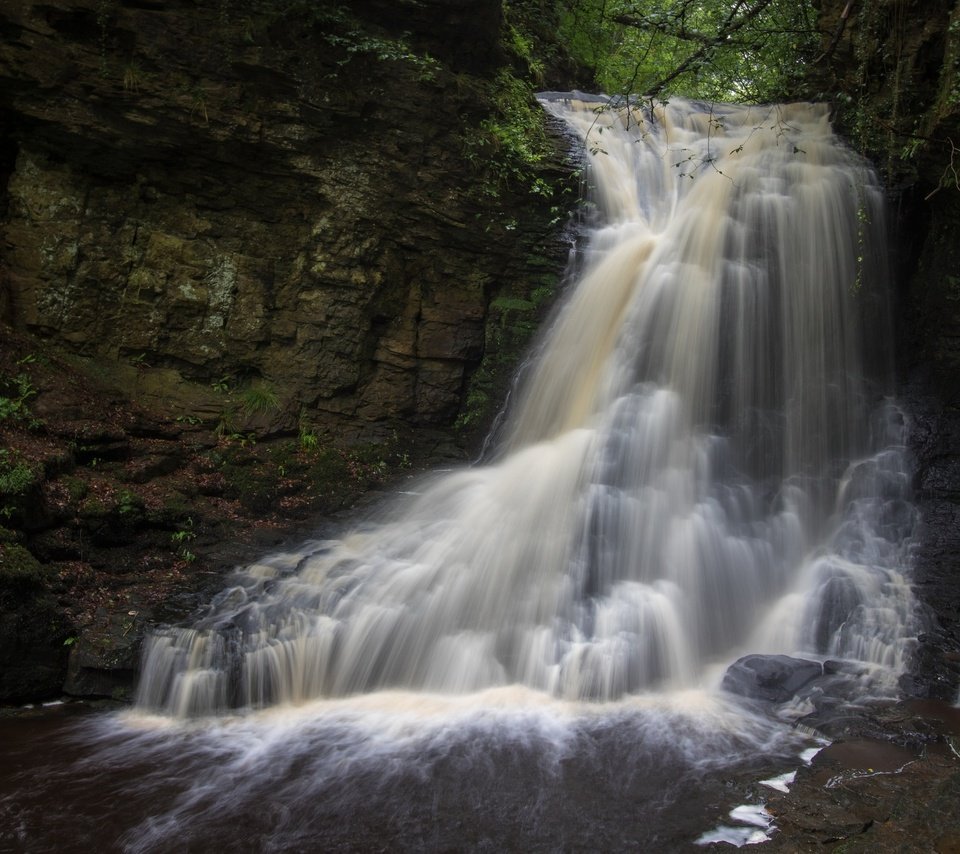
[455,363,497,431]
[461,2,564,200]
[298,419,321,452]
[844,0,889,160]
[831,0,957,193]
[239,383,280,418]
[225,1,441,78]
[115,489,144,518]
[211,378,283,438]
[457,277,556,432]
[0,369,38,426]
[0,541,45,593]
[853,196,870,293]
[0,450,37,500]
[296,431,411,491]
[64,477,89,503]
[322,25,440,80]
[465,67,554,198]
[558,0,818,103]
[490,296,536,313]
[465,0,820,205]
[215,424,257,446]
[485,70,552,166]
[505,9,546,83]
[170,518,197,563]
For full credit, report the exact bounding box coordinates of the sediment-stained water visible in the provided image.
[0,95,921,851]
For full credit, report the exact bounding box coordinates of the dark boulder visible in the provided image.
[721,654,824,704]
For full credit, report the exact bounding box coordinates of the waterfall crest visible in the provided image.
[136,97,917,716]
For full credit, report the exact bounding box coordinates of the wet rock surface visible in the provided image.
[0,0,573,439]
[0,328,455,703]
[722,655,826,704]
[903,372,960,703]
[0,0,577,703]
[762,699,960,852]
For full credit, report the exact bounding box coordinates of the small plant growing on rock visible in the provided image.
[0,451,34,490]
[239,384,280,418]
[298,409,321,452]
[299,427,320,452]
[171,518,197,563]
[122,62,142,93]
[0,370,38,425]
[115,489,143,518]
[211,376,231,394]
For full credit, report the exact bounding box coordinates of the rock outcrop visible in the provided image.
[800,0,960,701]
[722,654,826,704]
[0,0,573,442]
[810,0,960,398]
[0,0,577,702]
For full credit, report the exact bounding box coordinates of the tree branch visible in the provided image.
[611,14,713,44]
[642,0,779,97]
[815,0,855,64]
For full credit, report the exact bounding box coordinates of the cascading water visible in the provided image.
[1,96,926,853]
[136,96,918,718]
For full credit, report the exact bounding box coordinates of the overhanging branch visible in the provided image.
[619,0,780,97]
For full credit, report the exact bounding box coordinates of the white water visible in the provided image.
[136,97,918,719]
[0,690,814,853]
[0,95,926,854]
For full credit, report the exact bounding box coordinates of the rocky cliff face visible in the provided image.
[829,0,960,701]
[810,0,960,398]
[811,0,960,699]
[0,0,577,702]
[0,0,572,442]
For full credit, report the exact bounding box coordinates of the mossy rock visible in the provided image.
[0,541,45,602]
[220,461,280,512]
[77,496,111,520]
[0,542,71,701]
[305,448,351,486]
[63,476,89,503]
[0,457,44,528]
[112,489,146,522]
[145,495,195,528]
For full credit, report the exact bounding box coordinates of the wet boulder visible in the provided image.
[721,654,824,703]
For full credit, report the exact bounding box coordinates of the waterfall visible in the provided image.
[136,96,918,716]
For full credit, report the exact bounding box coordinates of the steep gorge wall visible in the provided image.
[0,0,581,702]
[0,0,572,443]
[810,0,960,696]
[810,0,960,396]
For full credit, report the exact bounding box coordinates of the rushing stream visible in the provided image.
[1,96,920,851]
